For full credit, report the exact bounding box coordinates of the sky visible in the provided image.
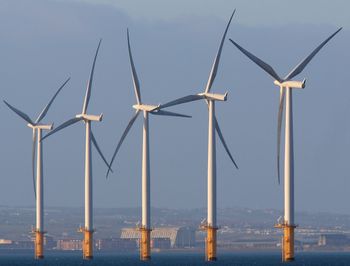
[0,0,349,217]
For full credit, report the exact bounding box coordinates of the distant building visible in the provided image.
[14,240,34,249]
[96,238,137,251]
[44,235,56,249]
[57,239,82,250]
[120,227,196,248]
[0,239,13,249]
[0,239,12,245]
[151,238,171,249]
[318,234,350,246]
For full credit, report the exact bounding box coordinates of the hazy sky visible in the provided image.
[61,0,350,27]
[0,0,349,217]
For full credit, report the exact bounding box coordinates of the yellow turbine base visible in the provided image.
[34,231,44,259]
[283,225,295,262]
[206,226,217,261]
[83,230,93,260]
[140,228,151,261]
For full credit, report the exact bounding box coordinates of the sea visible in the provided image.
[0,251,349,266]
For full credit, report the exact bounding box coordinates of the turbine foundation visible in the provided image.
[80,228,93,260]
[283,225,295,262]
[34,230,44,259]
[140,227,151,261]
[275,223,296,262]
[206,226,217,261]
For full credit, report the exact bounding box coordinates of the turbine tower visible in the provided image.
[41,40,111,260]
[230,27,341,262]
[107,30,191,261]
[4,77,70,259]
[153,10,237,261]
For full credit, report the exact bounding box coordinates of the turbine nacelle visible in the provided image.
[133,104,160,112]
[231,27,343,185]
[76,113,103,122]
[198,92,228,101]
[27,123,53,130]
[274,79,306,89]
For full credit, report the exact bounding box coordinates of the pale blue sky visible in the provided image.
[0,0,349,216]
[63,0,349,27]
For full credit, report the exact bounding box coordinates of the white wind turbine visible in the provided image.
[230,27,342,261]
[41,40,112,260]
[4,77,70,259]
[106,29,191,261]
[153,10,238,261]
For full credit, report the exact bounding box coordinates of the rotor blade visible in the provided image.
[229,39,282,82]
[82,39,102,114]
[214,116,238,169]
[107,110,140,178]
[156,94,205,110]
[127,29,142,104]
[41,117,82,141]
[91,131,113,174]
[205,9,235,93]
[277,87,285,185]
[150,109,191,118]
[36,77,71,123]
[3,100,33,125]
[32,128,37,199]
[284,27,342,81]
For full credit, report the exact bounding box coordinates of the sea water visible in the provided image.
[0,251,349,266]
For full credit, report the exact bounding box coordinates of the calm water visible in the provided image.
[0,251,349,266]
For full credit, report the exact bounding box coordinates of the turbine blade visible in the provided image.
[32,128,37,199]
[215,116,238,169]
[41,117,81,141]
[36,77,71,123]
[91,131,113,174]
[3,100,33,125]
[284,27,342,81]
[156,94,205,110]
[107,110,140,178]
[205,9,235,93]
[277,88,285,185]
[150,109,191,118]
[127,29,142,104]
[229,39,282,82]
[82,39,102,114]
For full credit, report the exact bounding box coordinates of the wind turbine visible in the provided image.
[4,77,70,259]
[153,10,238,261]
[230,27,342,262]
[106,29,191,261]
[41,39,112,260]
